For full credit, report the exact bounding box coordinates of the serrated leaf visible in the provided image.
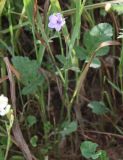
[80,141,98,159]
[12,56,44,95]
[60,121,77,136]
[88,101,109,115]
[21,75,44,95]
[12,56,40,84]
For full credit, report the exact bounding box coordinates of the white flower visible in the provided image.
[0,95,11,116]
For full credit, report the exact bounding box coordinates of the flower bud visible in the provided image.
[105,3,111,12]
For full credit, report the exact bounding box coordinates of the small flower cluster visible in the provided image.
[0,94,11,116]
[48,13,65,31]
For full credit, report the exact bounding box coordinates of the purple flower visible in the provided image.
[48,13,65,31]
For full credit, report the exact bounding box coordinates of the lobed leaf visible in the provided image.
[12,56,44,95]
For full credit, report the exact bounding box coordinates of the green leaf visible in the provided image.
[0,149,4,160]
[12,56,44,95]
[23,0,34,24]
[91,151,102,159]
[21,75,44,95]
[88,101,109,115]
[83,31,111,56]
[27,115,37,127]
[60,121,77,136]
[56,55,72,70]
[83,23,113,57]
[99,150,109,160]
[0,136,7,145]
[56,55,66,65]
[0,0,7,16]
[80,141,98,159]
[90,23,113,37]
[12,56,40,84]
[112,3,123,15]
[86,57,101,68]
[44,121,53,134]
[75,46,87,60]
[30,135,38,147]
[56,55,79,71]
[107,79,123,94]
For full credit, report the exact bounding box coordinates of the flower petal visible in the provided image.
[55,25,62,31]
[4,105,11,115]
[48,22,56,29]
[0,94,11,116]
[49,15,57,24]
[0,94,8,110]
[48,13,65,31]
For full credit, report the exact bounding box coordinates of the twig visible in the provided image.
[85,130,123,139]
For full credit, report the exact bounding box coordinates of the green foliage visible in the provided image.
[60,121,77,137]
[75,23,113,68]
[12,56,44,95]
[0,136,7,146]
[75,46,87,60]
[68,0,84,55]
[0,149,4,160]
[85,57,101,68]
[27,115,37,127]
[80,141,109,160]
[107,79,123,94]
[0,0,7,16]
[56,55,80,71]
[30,135,38,147]
[21,76,44,95]
[99,150,109,160]
[0,0,123,159]
[80,141,100,159]
[84,23,113,56]
[43,121,53,135]
[23,0,35,24]
[112,3,123,15]
[87,101,109,115]
[90,23,113,37]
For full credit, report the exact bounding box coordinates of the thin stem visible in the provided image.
[58,32,64,56]
[4,125,11,160]
[62,0,123,16]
